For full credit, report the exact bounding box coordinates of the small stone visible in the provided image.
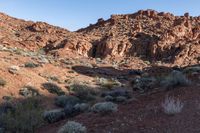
[8,65,20,74]
[39,57,49,64]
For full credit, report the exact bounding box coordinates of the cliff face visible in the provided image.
[0,10,200,66]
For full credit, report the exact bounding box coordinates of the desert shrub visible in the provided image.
[115,96,127,103]
[58,121,86,133]
[103,90,128,103]
[19,86,40,97]
[13,48,24,55]
[55,95,80,108]
[0,78,6,87]
[63,103,90,117]
[24,62,39,68]
[0,102,14,115]
[0,128,4,133]
[69,84,97,102]
[42,82,65,95]
[0,102,15,129]
[0,98,44,133]
[101,88,130,98]
[73,103,90,113]
[2,96,13,101]
[91,102,118,114]
[183,66,200,74]
[131,76,157,93]
[162,97,184,115]
[49,75,60,82]
[161,70,190,89]
[43,109,65,123]
[63,104,75,117]
[105,95,115,102]
[96,77,121,89]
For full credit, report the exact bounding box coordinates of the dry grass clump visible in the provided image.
[162,96,184,115]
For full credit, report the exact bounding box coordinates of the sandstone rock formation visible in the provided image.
[0,10,200,66]
[78,9,200,66]
[0,12,92,57]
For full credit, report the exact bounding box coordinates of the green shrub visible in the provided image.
[55,95,80,108]
[161,70,191,89]
[58,121,86,133]
[63,103,90,117]
[73,103,90,113]
[96,77,121,89]
[0,78,6,87]
[183,66,200,74]
[91,102,118,114]
[69,84,97,102]
[42,82,65,95]
[63,104,75,117]
[105,95,114,102]
[0,98,44,133]
[131,76,157,93]
[115,96,127,103]
[2,96,13,101]
[101,89,130,98]
[24,62,39,68]
[0,102,14,115]
[49,75,60,82]
[43,109,65,123]
[0,128,4,133]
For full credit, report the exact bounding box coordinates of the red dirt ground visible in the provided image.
[38,86,200,133]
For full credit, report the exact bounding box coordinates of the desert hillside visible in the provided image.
[1,10,200,66]
[0,10,200,133]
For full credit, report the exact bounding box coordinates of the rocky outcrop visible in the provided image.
[0,12,92,57]
[78,10,200,66]
[0,10,200,66]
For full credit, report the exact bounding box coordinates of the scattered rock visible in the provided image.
[8,65,20,74]
[19,86,40,97]
[0,78,6,87]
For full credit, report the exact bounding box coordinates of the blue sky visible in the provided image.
[0,0,199,31]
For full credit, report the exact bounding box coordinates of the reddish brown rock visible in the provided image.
[184,12,190,19]
[0,10,200,66]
